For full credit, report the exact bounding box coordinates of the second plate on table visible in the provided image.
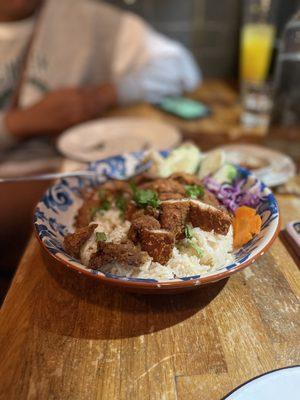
[220,144,296,187]
[57,117,181,162]
[223,365,300,400]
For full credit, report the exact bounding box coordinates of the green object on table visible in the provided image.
[158,96,211,119]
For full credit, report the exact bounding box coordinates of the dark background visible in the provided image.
[105,0,300,78]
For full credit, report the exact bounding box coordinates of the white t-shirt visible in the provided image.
[0,0,201,174]
[0,17,35,109]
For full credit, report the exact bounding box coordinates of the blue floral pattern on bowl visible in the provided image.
[34,151,280,287]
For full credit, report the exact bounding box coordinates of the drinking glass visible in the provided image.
[239,0,277,130]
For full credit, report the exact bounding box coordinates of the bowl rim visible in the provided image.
[34,162,281,289]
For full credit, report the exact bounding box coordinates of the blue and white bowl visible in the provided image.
[34,151,280,294]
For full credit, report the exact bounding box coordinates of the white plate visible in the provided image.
[57,117,181,162]
[220,144,296,187]
[224,366,300,399]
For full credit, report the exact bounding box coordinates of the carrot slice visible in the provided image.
[233,206,262,248]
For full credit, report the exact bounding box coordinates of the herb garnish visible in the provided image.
[184,223,204,257]
[189,241,204,257]
[184,224,194,240]
[129,181,138,193]
[96,232,107,242]
[130,182,160,209]
[115,195,127,213]
[100,199,110,211]
[185,184,204,199]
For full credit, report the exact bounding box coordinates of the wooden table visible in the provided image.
[0,193,299,399]
[1,80,300,399]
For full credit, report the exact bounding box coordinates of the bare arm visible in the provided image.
[4,83,117,141]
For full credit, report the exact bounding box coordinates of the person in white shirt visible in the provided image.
[0,0,201,151]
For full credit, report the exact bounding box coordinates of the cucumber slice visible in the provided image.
[158,144,203,177]
[197,149,226,179]
[213,164,238,184]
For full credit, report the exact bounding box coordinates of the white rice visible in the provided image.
[80,210,131,265]
[80,208,233,281]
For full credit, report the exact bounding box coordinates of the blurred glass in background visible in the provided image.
[271,9,300,134]
[267,7,300,161]
[239,0,278,130]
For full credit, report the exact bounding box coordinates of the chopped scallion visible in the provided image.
[96,232,107,242]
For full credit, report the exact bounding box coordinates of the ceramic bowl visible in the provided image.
[34,151,280,294]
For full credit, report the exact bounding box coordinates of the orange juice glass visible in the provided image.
[240,23,276,83]
[239,0,277,129]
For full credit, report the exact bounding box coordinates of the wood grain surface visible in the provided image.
[1,80,299,399]
[0,194,299,400]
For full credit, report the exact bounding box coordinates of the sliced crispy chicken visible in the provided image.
[160,200,190,238]
[189,199,231,235]
[202,189,220,208]
[124,202,160,221]
[89,241,147,269]
[75,198,99,228]
[139,229,175,265]
[131,172,157,185]
[64,224,97,258]
[140,178,186,196]
[124,201,139,221]
[128,214,161,243]
[160,198,231,236]
[170,172,203,186]
[159,192,185,201]
[100,180,133,195]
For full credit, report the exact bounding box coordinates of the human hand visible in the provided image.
[5,83,117,139]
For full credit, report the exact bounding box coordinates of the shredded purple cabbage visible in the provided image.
[204,177,261,213]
